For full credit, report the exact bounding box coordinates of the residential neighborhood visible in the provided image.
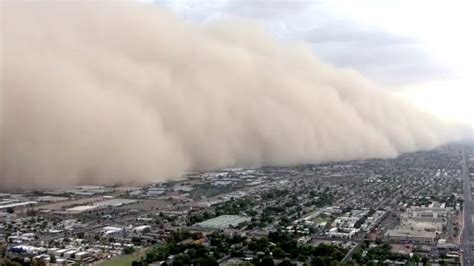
[1,143,472,265]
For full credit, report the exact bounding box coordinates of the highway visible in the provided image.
[461,148,472,266]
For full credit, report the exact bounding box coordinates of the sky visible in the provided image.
[151,0,473,128]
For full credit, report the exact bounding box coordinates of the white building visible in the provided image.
[327,227,358,239]
[385,229,436,243]
[133,225,151,234]
[102,226,123,236]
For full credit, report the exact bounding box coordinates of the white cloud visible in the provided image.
[153,0,472,125]
[154,0,454,86]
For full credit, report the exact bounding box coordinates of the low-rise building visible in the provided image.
[194,215,251,229]
[385,228,437,243]
[327,227,358,239]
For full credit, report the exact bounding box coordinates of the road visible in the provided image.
[461,148,472,266]
[339,190,401,264]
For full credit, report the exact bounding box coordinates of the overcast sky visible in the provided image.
[152,0,473,125]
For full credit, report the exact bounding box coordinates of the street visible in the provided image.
[461,148,471,266]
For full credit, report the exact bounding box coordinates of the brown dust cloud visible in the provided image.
[0,2,456,189]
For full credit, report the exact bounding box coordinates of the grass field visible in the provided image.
[98,250,146,266]
[313,216,333,225]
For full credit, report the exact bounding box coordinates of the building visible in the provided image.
[63,198,136,214]
[133,225,151,234]
[327,227,358,239]
[402,206,450,223]
[36,196,69,202]
[102,226,123,236]
[54,249,69,257]
[173,185,193,192]
[0,201,38,211]
[385,229,437,244]
[194,215,251,229]
[8,245,45,255]
[385,205,449,244]
[75,251,90,260]
[94,198,137,207]
[64,250,78,259]
[65,205,100,214]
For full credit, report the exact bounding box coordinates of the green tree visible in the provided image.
[194,255,218,266]
[0,259,21,266]
[262,257,275,266]
[311,257,324,266]
[31,259,46,266]
[352,250,363,263]
[132,260,144,266]
[131,236,142,245]
[123,246,135,255]
[272,247,285,258]
[0,244,6,258]
[278,259,295,266]
[50,254,57,263]
[248,237,269,252]
[172,254,191,266]
[76,231,85,239]
[411,254,421,262]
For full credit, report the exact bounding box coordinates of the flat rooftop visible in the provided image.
[385,228,437,238]
[65,205,99,213]
[94,199,137,207]
[195,215,251,229]
[0,201,38,210]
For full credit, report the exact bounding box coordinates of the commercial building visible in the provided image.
[102,226,123,236]
[402,206,450,223]
[0,193,11,199]
[94,199,137,207]
[327,227,358,239]
[385,205,449,244]
[64,198,136,214]
[75,251,90,260]
[36,196,69,202]
[194,215,251,229]
[133,225,151,233]
[385,229,437,244]
[0,201,38,210]
[64,250,78,259]
[65,205,100,214]
[8,245,45,255]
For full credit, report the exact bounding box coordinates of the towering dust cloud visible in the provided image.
[0,2,450,189]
